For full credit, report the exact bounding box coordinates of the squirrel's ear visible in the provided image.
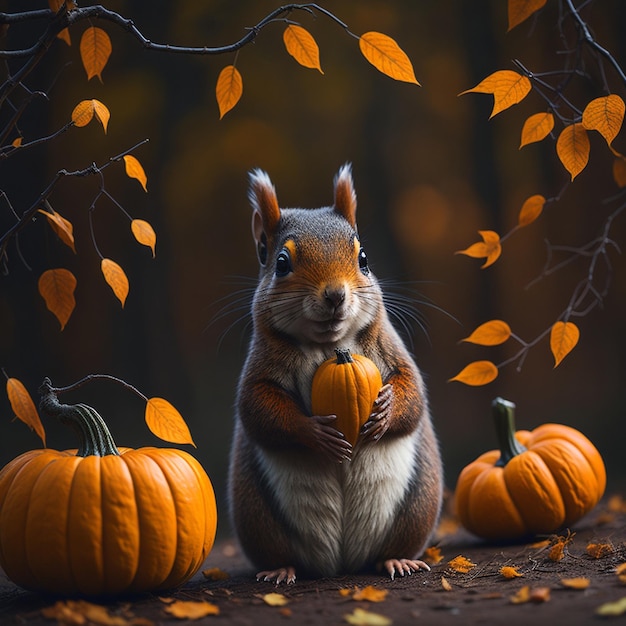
[333,163,357,228]
[249,169,280,266]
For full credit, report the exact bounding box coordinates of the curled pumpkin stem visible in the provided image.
[493,397,527,467]
[39,378,120,457]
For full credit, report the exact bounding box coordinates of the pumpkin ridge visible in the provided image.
[144,449,210,589]
[531,439,599,524]
[122,452,178,591]
[503,451,565,533]
[27,456,82,593]
[0,453,56,589]
[101,453,140,593]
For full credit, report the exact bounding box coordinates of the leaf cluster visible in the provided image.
[452,0,626,386]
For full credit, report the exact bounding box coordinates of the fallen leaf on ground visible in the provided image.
[616,563,626,584]
[164,600,219,619]
[500,566,523,579]
[510,586,551,604]
[202,567,230,581]
[261,593,289,607]
[510,586,531,604]
[587,542,614,558]
[352,586,388,603]
[448,555,477,574]
[344,607,392,626]
[596,597,626,617]
[423,546,444,565]
[42,600,130,625]
[561,577,590,589]
[441,576,452,591]
[530,587,551,603]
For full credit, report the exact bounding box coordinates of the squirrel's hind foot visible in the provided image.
[382,558,430,581]
[256,566,296,585]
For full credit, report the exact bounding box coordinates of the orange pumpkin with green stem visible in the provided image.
[0,380,217,596]
[311,348,383,446]
[455,397,606,541]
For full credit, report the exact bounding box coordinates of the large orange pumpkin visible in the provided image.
[311,348,383,446]
[0,392,217,596]
[455,397,606,541]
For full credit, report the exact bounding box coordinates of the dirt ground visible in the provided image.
[1,494,626,626]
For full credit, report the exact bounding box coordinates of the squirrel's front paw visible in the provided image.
[361,383,393,442]
[310,414,352,462]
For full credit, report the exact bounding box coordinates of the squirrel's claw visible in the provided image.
[382,558,430,581]
[311,414,352,462]
[257,566,297,585]
[361,384,393,442]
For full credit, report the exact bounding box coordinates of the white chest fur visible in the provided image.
[255,429,420,575]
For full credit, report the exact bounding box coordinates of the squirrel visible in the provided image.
[228,164,443,584]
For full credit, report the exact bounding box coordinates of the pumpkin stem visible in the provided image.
[493,397,527,467]
[39,378,121,457]
[334,348,354,364]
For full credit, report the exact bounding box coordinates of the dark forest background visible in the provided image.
[2,1,625,537]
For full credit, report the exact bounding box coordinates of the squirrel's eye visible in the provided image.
[275,248,292,277]
[358,247,369,275]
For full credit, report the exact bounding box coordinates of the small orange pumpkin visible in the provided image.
[0,389,217,596]
[455,398,606,541]
[311,348,383,446]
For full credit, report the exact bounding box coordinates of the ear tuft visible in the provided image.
[249,169,281,264]
[333,163,357,227]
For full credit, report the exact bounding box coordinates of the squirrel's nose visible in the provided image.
[324,286,346,308]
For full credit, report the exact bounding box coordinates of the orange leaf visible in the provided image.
[529,587,551,603]
[550,321,579,367]
[352,586,388,603]
[202,567,230,581]
[358,32,419,85]
[48,0,75,45]
[460,70,531,118]
[449,361,498,386]
[262,593,289,607]
[556,123,590,180]
[520,112,554,148]
[6,378,46,446]
[145,397,195,446]
[549,543,565,561]
[38,208,76,253]
[423,546,444,565]
[216,65,243,119]
[447,555,477,574]
[38,268,77,330]
[508,0,547,30]
[455,230,502,268]
[344,608,391,626]
[518,194,545,227]
[586,542,614,559]
[462,320,511,346]
[509,585,531,604]
[80,26,112,82]
[12,137,22,147]
[283,25,323,74]
[71,99,110,133]
[582,94,625,146]
[131,219,156,257]
[101,258,128,307]
[123,155,148,192]
[501,566,523,579]
[561,577,590,589]
[164,600,219,619]
[613,155,626,188]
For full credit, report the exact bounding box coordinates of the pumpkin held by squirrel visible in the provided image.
[228,165,443,584]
